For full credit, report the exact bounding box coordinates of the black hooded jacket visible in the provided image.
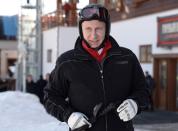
[44,36,149,131]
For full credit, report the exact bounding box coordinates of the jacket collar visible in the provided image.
[74,36,122,60]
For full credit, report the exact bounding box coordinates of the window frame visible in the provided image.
[139,44,152,63]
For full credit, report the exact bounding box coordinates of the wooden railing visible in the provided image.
[41,9,78,30]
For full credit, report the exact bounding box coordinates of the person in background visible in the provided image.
[145,71,155,111]
[44,4,149,131]
[26,74,37,96]
[36,75,47,104]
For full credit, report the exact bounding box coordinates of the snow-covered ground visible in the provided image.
[0,91,68,131]
[0,91,163,131]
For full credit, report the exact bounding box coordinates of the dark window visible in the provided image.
[159,60,167,89]
[47,49,52,63]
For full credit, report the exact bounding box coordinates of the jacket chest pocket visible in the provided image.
[105,59,131,75]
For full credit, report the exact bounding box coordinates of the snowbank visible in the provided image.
[0,91,68,131]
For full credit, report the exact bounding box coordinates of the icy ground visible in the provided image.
[0,91,68,131]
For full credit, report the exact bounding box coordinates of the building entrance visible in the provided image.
[154,57,178,111]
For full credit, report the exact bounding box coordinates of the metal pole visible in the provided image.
[22,51,26,92]
[36,0,43,78]
[16,4,25,91]
[57,26,60,57]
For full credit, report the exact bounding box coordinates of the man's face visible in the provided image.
[82,20,106,48]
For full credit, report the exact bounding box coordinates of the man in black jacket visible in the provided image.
[44,4,149,131]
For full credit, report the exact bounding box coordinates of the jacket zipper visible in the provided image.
[98,53,127,131]
[97,61,108,131]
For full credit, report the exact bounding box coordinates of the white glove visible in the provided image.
[117,99,138,122]
[67,112,92,130]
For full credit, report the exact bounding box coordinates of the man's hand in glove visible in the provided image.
[117,99,138,122]
[67,112,92,131]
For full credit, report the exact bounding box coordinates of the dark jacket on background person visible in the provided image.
[36,75,47,104]
[26,80,37,95]
[44,36,149,131]
[145,71,155,111]
[145,73,155,94]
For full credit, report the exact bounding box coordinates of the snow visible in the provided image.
[0,91,68,131]
[0,91,153,131]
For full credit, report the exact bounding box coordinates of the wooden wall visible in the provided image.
[108,0,178,22]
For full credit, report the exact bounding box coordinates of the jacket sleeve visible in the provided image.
[44,56,74,122]
[128,52,150,112]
